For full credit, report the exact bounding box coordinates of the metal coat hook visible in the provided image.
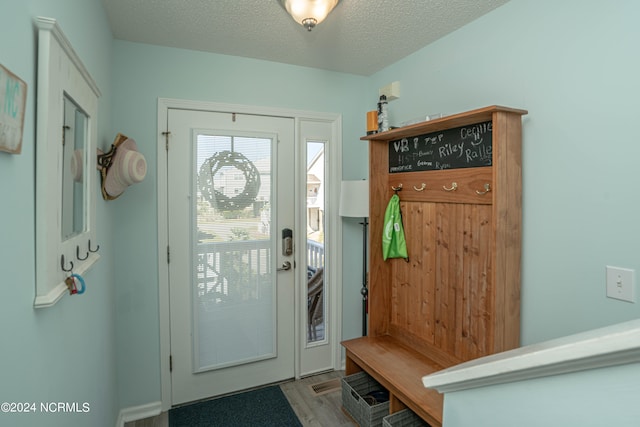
[77,245,89,261]
[413,183,426,192]
[443,182,458,192]
[61,254,74,272]
[476,183,491,195]
[88,240,100,253]
[391,183,403,192]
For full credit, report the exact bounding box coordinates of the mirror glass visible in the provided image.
[61,94,88,240]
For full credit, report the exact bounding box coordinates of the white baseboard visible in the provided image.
[116,401,163,427]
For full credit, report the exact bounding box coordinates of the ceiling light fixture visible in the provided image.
[279,0,340,32]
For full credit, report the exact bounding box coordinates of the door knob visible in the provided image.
[277,261,292,271]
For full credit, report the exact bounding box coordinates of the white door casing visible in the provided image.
[298,119,338,375]
[157,99,342,409]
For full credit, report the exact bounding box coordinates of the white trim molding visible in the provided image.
[422,319,640,393]
[115,401,162,427]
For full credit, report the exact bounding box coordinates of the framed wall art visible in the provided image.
[0,63,27,154]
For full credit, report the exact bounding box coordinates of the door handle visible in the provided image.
[277,261,292,271]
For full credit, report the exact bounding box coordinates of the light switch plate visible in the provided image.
[606,266,635,303]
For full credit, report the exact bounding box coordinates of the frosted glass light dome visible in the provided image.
[280,0,340,31]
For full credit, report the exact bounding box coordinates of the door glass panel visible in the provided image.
[306,141,325,343]
[194,133,274,372]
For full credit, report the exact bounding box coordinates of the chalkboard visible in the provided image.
[389,121,492,173]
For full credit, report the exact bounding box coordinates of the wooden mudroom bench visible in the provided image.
[343,335,445,426]
[342,106,527,427]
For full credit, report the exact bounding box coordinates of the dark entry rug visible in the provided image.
[169,385,303,427]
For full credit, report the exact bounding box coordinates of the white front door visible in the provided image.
[167,109,295,405]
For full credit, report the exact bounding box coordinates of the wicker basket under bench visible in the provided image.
[342,106,527,427]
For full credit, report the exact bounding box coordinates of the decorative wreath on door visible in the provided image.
[198,150,261,211]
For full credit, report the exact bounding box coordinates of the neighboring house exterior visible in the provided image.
[306,147,324,240]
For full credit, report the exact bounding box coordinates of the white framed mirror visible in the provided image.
[34,17,101,308]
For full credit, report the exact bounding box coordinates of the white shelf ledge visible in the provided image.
[34,254,100,308]
[422,319,640,393]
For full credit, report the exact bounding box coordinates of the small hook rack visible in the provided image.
[88,240,100,253]
[391,183,403,192]
[476,183,491,195]
[413,183,426,192]
[61,254,74,272]
[443,182,458,192]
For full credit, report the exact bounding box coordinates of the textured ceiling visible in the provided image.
[102,0,509,76]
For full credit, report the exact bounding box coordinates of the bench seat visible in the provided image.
[342,335,444,427]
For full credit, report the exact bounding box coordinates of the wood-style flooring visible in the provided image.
[124,370,354,427]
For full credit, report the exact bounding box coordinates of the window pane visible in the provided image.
[193,133,275,371]
[306,141,325,343]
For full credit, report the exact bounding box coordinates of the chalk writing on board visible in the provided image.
[389,121,492,173]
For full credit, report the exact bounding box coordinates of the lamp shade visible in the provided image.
[280,0,340,31]
[339,180,369,218]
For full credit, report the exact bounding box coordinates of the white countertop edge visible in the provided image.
[422,319,640,393]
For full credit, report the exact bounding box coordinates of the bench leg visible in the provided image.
[389,394,407,414]
[345,354,363,376]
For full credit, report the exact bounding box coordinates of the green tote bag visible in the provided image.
[382,194,408,261]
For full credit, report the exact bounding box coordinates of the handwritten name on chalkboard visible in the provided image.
[389,121,492,173]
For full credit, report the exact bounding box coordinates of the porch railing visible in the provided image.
[307,239,324,271]
[195,239,325,294]
[196,238,325,339]
[196,240,271,301]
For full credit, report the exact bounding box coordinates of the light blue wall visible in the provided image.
[110,41,369,407]
[0,1,117,427]
[444,362,640,427]
[4,0,639,422]
[368,0,640,346]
